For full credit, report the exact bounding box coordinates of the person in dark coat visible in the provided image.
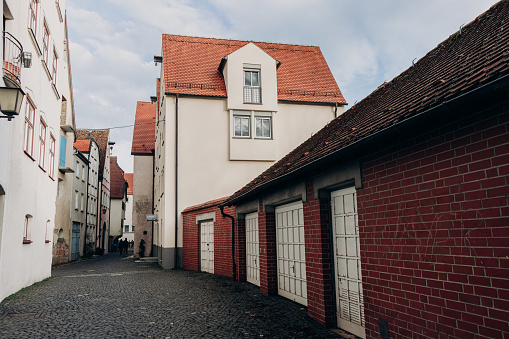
[123,238,129,255]
[118,239,124,255]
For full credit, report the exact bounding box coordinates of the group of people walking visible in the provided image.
[118,238,132,256]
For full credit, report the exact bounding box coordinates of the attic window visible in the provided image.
[243,64,261,104]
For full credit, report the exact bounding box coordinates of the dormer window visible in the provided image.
[244,64,261,104]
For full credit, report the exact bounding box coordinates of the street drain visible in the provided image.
[7,313,37,318]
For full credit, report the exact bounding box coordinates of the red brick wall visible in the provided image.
[182,205,236,278]
[303,180,335,327]
[357,102,509,338]
[235,217,247,281]
[259,200,278,295]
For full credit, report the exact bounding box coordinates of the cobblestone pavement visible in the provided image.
[0,252,344,338]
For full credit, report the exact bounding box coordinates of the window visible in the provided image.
[24,99,36,157]
[23,215,33,243]
[76,161,80,178]
[52,47,58,86]
[244,69,261,103]
[255,117,271,138]
[49,134,55,178]
[29,0,39,35]
[82,165,85,181]
[132,226,135,232]
[234,116,250,137]
[38,118,47,169]
[75,191,79,210]
[125,225,129,232]
[42,21,50,65]
[81,193,84,211]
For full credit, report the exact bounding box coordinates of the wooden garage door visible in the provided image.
[276,201,307,306]
[246,212,260,286]
[331,187,365,338]
[200,221,214,274]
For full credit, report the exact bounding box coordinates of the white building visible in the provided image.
[153,35,346,268]
[123,173,134,244]
[0,0,73,301]
[109,156,127,247]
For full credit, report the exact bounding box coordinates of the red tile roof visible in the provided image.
[110,157,127,199]
[124,173,133,195]
[182,196,230,214]
[162,34,345,104]
[73,139,91,152]
[76,129,110,178]
[131,101,156,155]
[223,0,509,206]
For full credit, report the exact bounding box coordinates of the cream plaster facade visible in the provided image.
[154,43,344,269]
[133,155,153,257]
[0,0,72,301]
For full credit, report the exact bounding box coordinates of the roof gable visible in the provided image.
[73,139,91,153]
[162,34,345,104]
[131,101,156,155]
[110,156,127,199]
[224,0,509,205]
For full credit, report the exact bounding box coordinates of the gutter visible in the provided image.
[220,205,237,281]
[221,73,509,207]
[174,94,179,267]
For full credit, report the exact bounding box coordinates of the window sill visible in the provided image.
[45,240,51,243]
[42,60,52,82]
[24,151,36,161]
[23,239,33,244]
[55,1,63,22]
[254,137,273,140]
[232,136,252,139]
[28,28,42,56]
[39,165,46,172]
[243,102,263,105]
[51,83,60,99]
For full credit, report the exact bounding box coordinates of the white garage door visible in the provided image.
[200,221,214,274]
[246,212,260,286]
[331,187,365,338]
[276,201,307,306]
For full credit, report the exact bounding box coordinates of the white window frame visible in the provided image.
[76,161,80,178]
[255,116,272,139]
[38,118,47,169]
[23,214,33,243]
[82,165,85,181]
[243,64,261,104]
[29,0,39,36]
[233,115,250,138]
[24,99,36,157]
[52,46,58,86]
[75,191,79,210]
[42,20,50,65]
[49,134,55,178]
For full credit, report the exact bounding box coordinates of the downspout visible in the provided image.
[83,161,89,256]
[174,94,179,267]
[220,206,236,281]
[151,149,155,257]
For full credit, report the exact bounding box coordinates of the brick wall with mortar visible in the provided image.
[355,100,509,338]
[182,205,236,278]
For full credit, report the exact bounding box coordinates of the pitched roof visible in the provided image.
[162,34,345,104]
[76,129,110,178]
[223,0,509,206]
[110,157,127,199]
[73,139,91,153]
[124,173,133,195]
[182,196,230,214]
[131,101,156,155]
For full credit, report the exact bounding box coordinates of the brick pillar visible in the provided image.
[236,217,246,281]
[303,180,335,327]
[259,199,278,295]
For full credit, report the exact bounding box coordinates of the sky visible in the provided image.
[65,0,500,174]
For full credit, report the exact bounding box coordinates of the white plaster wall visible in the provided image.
[1,0,69,302]
[109,198,124,239]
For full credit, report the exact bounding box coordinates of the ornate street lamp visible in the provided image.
[0,87,25,121]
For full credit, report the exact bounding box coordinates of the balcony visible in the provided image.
[3,31,23,86]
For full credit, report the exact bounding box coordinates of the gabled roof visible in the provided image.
[73,139,91,153]
[182,196,230,214]
[162,34,345,104]
[223,0,509,206]
[76,129,110,178]
[124,173,133,195]
[110,157,127,199]
[131,101,156,155]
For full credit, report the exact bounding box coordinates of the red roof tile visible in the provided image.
[110,157,127,199]
[76,129,110,178]
[223,0,509,206]
[124,173,133,195]
[162,35,345,104]
[182,196,230,214]
[131,101,156,155]
[73,139,91,152]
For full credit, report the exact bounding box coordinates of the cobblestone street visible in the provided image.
[0,252,343,338]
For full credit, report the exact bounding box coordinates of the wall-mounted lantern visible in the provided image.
[0,87,25,121]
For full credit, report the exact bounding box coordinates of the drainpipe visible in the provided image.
[220,206,236,281]
[174,94,179,268]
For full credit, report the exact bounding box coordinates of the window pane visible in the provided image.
[263,118,270,137]
[244,71,251,86]
[241,117,249,136]
[252,71,259,86]
[234,117,241,136]
[256,118,262,137]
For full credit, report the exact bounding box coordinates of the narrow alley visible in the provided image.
[0,253,343,338]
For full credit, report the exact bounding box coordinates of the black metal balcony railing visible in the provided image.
[3,31,23,83]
